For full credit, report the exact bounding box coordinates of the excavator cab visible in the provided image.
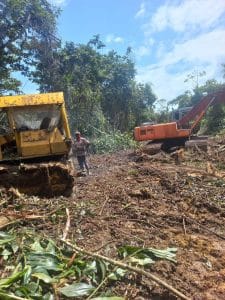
[0,92,74,197]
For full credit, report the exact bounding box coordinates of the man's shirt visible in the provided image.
[72,137,90,157]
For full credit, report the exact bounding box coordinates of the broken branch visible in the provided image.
[99,195,109,215]
[61,239,190,300]
[182,217,187,235]
[62,208,70,241]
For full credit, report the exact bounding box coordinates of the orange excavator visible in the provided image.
[134,89,225,151]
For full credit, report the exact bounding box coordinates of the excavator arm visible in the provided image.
[177,89,225,132]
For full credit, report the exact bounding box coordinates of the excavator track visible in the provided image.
[141,142,163,155]
[0,162,74,197]
[185,136,208,151]
[142,136,208,155]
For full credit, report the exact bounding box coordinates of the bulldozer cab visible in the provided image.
[0,92,71,161]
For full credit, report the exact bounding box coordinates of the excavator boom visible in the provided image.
[177,89,225,129]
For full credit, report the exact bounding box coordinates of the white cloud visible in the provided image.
[147,37,154,46]
[49,0,68,6]
[135,0,225,100]
[161,29,225,66]
[106,34,124,43]
[114,37,124,43]
[136,62,223,101]
[136,29,225,100]
[146,0,225,33]
[135,46,151,57]
[136,64,189,100]
[135,38,154,58]
[135,2,146,19]
[156,42,166,59]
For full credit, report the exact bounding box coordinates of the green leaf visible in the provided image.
[32,273,57,284]
[0,267,28,288]
[30,240,44,252]
[43,292,54,300]
[0,291,30,299]
[19,282,40,295]
[146,247,177,263]
[85,260,97,273]
[26,252,63,271]
[22,265,32,285]
[32,266,49,275]
[59,282,94,297]
[45,241,56,255]
[108,273,117,281]
[129,257,155,266]
[55,269,75,280]
[11,242,19,254]
[118,245,141,258]
[118,246,177,263]
[108,268,126,281]
[0,232,15,245]
[1,249,12,260]
[16,280,44,298]
[96,260,107,280]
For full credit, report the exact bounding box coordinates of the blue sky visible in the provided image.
[25,0,225,101]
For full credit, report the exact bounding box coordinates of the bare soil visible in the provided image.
[1,143,225,299]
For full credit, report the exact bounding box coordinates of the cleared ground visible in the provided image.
[1,139,225,299]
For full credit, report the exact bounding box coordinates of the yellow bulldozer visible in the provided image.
[0,92,74,197]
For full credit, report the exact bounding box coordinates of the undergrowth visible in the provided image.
[91,131,138,154]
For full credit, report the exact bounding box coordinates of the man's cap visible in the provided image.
[75,131,80,135]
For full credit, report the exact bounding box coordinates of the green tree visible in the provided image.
[32,40,107,135]
[100,50,136,132]
[202,80,225,133]
[87,34,105,49]
[60,42,106,135]
[154,99,170,123]
[0,0,59,94]
[184,69,206,89]
[169,76,225,134]
[168,91,192,108]
[205,103,225,134]
[169,78,225,109]
[130,82,156,126]
[29,35,158,136]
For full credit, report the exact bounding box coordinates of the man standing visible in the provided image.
[72,131,90,174]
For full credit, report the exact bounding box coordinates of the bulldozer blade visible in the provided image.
[0,162,74,197]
